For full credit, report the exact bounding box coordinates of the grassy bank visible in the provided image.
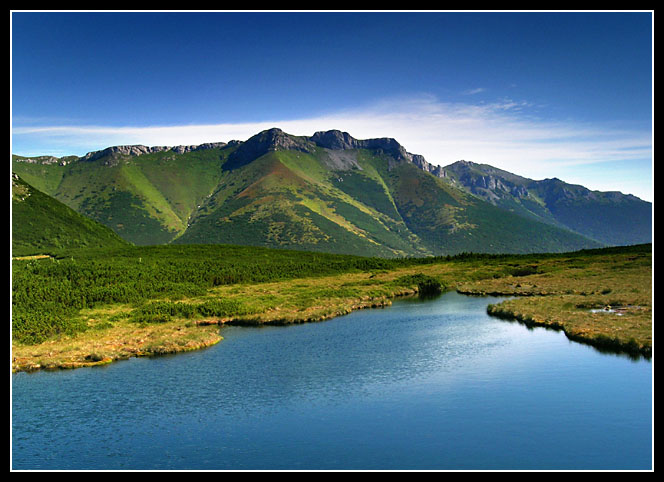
[12,244,652,372]
[457,244,652,358]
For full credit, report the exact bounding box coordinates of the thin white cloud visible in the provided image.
[462,87,486,95]
[11,94,653,201]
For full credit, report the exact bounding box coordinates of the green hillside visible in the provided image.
[382,162,601,254]
[535,178,652,246]
[12,174,129,256]
[175,148,431,257]
[13,144,232,245]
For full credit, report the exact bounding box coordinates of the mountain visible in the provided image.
[12,128,650,257]
[13,143,230,245]
[440,160,652,246]
[12,173,129,256]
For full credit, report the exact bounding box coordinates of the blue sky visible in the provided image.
[11,11,653,201]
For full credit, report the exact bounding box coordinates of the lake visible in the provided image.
[11,291,652,470]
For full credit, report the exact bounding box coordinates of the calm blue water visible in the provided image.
[12,292,652,470]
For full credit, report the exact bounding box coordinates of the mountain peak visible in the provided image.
[257,127,289,139]
[310,130,359,150]
[224,127,314,170]
[443,159,531,185]
[447,160,473,168]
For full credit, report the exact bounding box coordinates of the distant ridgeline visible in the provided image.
[12,128,652,257]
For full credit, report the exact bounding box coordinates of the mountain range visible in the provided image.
[12,128,652,257]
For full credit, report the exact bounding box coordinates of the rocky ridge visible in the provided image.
[14,128,446,177]
[80,142,228,163]
[441,160,532,201]
[310,129,444,176]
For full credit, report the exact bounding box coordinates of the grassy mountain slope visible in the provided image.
[535,178,652,246]
[12,174,129,256]
[175,149,429,257]
[13,146,232,245]
[377,160,602,254]
[442,160,652,246]
[176,130,602,256]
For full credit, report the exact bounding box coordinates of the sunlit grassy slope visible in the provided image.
[13,147,232,245]
[174,146,602,256]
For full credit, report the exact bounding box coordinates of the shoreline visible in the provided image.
[12,248,652,373]
[13,286,651,374]
[485,302,651,360]
[12,327,224,373]
[11,284,420,374]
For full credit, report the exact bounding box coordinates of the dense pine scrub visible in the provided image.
[395,273,445,297]
[11,244,428,344]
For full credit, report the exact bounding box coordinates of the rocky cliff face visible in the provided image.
[309,129,448,177]
[224,128,443,173]
[13,155,74,166]
[311,129,417,163]
[441,160,536,202]
[411,155,446,178]
[309,130,359,150]
[80,142,227,163]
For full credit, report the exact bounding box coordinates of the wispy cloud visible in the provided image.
[11,94,653,201]
[462,87,486,95]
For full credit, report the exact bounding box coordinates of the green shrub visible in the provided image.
[396,273,444,297]
[129,298,251,324]
[508,265,540,277]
